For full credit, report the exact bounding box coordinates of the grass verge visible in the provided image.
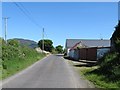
[79,66,120,89]
[66,53,120,89]
[2,53,45,80]
[1,39,46,80]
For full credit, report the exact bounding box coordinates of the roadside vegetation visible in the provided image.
[1,38,46,80]
[38,39,64,54]
[79,21,120,88]
[80,52,120,88]
[55,45,63,54]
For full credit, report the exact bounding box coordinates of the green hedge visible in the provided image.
[1,39,45,79]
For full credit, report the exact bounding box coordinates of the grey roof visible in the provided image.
[66,39,110,48]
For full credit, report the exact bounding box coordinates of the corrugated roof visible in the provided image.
[66,39,110,48]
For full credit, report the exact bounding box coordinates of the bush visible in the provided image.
[8,39,20,47]
[2,39,45,79]
[98,52,120,82]
[112,21,120,53]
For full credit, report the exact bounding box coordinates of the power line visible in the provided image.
[9,1,45,43]
[13,2,41,28]
[18,3,32,15]
[18,2,41,28]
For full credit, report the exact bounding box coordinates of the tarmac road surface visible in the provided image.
[2,55,93,88]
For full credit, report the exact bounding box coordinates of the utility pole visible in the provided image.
[3,17,9,44]
[42,28,44,52]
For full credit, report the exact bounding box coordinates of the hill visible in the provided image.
[8,38,38,49]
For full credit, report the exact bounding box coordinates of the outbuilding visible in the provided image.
[66,39,110,60]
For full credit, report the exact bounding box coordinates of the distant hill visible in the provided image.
[8,38,38,49]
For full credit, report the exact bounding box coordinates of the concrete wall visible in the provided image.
[74,49,80,60]
[67,48,70,56]
[69,49,80,60]
[97,48,110,60]
[69,49,74,59]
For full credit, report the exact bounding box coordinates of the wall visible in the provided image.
[79,48,97,60]
[97,48,110,60]
[69,49,74,59]
[74,49,80,60]
[87,48,97,60]
[69,47,110,61]
[79,48,87,60]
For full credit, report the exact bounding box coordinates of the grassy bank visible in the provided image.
[79,52,120,88]
[80,67,119,88]
[1,39,46,80]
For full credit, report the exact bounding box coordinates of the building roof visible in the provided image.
[66,39,110,49]
[70,41,87,51]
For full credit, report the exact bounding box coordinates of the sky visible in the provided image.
[2,2,118,47]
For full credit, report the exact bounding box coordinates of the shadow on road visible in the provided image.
[73,62,97,67]
[64,56,98,67]
[55,54,64,56]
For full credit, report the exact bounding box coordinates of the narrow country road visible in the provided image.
[2,55,93,88]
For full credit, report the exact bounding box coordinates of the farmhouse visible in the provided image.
[65,39,110,60]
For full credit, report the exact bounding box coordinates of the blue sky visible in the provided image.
[2,2,118,47]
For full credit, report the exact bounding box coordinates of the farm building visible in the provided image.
[66,39,110,60]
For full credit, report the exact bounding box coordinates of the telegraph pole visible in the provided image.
[3,17,9,43]
[42,28,44,52]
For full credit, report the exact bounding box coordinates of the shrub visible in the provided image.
[112,21,120,53]
[8,39,20,47]
[2,39,45,79]
[98,52,120,82]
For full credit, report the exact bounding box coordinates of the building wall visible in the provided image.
[69,49,74,59]
[67,48,70,56]
[68,47,110,61]
[74,49,80,60]
[97,48,110,60]
[87,48,97,60]
[79,48,97,60]
[79,48,87,60]
[69,49,80,60]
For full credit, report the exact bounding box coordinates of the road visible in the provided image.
[2,55,93,88]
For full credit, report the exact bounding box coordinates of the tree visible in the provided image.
[112,21,120,53]
[38,39,53,52]
[55,45,63,54]
[63,48,66,53]
[51,47,57,54]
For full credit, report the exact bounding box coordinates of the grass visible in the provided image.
[78,52,120,89]
[2,53,45,80]
[1,39,46,80]
[79,67,120,88]
[67,51,120,89]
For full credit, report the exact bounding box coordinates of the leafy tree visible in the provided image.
[38,39,53,52]
[112,21,120,53]
[63,48,66,53]
[55,45,63,54]
[51,47,57,54]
